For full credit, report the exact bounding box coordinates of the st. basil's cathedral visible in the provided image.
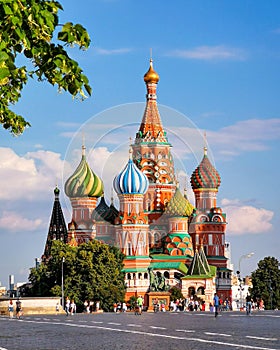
[43,59,232,309]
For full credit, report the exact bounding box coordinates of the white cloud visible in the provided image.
[167,118,280,160]
[0,147,69,200]
[0,147,71,233]
[167,45,247,61]
[0,211,44,232]
[94,47,133,55]
[221,198,274,236]
[207,118,280,157]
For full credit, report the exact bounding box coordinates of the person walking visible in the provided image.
[246,294,252,315]
[70,300,76,315]
[65,297,70,316]
[16,299,22,319]
[8,300,14,319]
[213,293,220,318]
[136,295,143,315]
[113,302,117,313]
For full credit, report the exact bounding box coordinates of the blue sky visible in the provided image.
[0,0,279,287]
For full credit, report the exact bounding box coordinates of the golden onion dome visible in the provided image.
[144,58,160,84]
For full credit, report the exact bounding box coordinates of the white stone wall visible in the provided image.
[0,297,63,315]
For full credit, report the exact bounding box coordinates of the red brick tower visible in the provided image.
[113,148,151,297]
[189,145,231,300]
[132,59,176,224]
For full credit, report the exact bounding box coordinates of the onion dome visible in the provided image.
[92,196,109,221]
[114,149,149,195]
[165,186,194,217]
[144,58,160,84]
[65,145,104,198]
[92,196,119,224]
[191,147,221,190]
[54,186,60,196]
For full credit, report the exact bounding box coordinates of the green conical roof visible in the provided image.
[199,245,211,274]
[187,249,209,276]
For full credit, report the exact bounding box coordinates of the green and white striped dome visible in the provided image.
[65,146,104,198]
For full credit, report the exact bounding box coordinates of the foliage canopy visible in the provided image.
[250,256,280,310]
[28,241,126,312]
[0,0,91,135]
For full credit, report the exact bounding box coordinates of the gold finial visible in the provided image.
[184,176,188,198]
[203,131,207,156]
[129,137,133,159]
[150,48,153,60]
[82,132,86,156]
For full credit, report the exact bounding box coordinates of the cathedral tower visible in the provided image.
[189,145,227,266]
[65,145,104,244]
[132,59,176,223]
[114,148,151,297]
[42,186,68,261]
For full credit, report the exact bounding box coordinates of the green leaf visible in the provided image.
[3,4,13,15]
[15,27,24,40]
[0,51,9,62]
[85,84,92,96]
[0,67,10,79]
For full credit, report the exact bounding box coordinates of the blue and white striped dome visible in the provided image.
[114,158,149,195]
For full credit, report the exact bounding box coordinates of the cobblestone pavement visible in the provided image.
[0,310,279,350]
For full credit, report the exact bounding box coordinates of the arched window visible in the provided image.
[163,271,170,279]
[197,287,205,295]
[188,287,195,297]
[127,273,131,280]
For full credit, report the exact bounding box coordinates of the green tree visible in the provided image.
[169,286,184,301]
[0,0,91,135]
[250,256,280,310]
[28,241,126,312]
